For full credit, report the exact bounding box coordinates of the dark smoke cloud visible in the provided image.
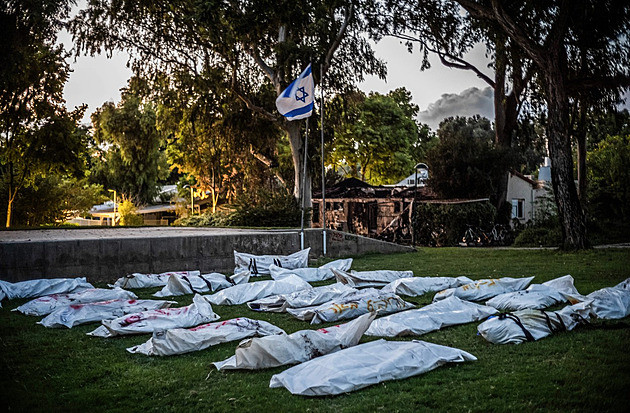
[418,87,494,130]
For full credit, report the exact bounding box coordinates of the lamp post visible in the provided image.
[108,189,117,226]
[183,185,194,215]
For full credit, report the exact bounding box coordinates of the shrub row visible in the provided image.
[412,201,497,247]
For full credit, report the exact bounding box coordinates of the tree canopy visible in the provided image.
[70,0,387,211]
[0,0,88,227]
[327,88,424,185]
[90,85,169,205]
[427,115,509,202]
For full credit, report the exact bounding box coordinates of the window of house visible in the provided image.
[511,199,525,219]
[312,202,320,223]
[394,202,401,213]
[325,202,331,210]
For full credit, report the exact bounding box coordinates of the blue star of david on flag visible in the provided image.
[295,86,309,103]
[276,64,314,121]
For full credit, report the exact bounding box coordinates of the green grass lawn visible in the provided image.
[2,248,630,412]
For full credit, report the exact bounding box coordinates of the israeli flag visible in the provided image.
[275,64,314,121]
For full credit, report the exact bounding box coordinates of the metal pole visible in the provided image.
[300,118,309,250]
[320,63,327,256]
[190,187,194,215]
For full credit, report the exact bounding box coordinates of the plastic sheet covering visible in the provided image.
[485,275,580,311]
[13,287,137,316]
[269,339,477,396]
[88,294,220,337]
[269,258,353,282]
[127,318,285,356]
[112,271,200,289]
[583,277,630,319]
[234,248,310,276]
[477,301,592,344]
[153,271,250,297]
[38,298,176,328]
[287,288,415,324]
[0,277,93,300]
[206,274,312,306]
[433,276,535,303]
[381,276,473,297]
[247,283,357,312]
[332,268,414,288]
[213,312,375,370]
[366,296,498,337]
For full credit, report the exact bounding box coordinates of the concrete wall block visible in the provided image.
[151,238,185,261]
[118,239,152,267]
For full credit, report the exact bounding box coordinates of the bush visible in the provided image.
[225,190,303,227]
[413,201,497,246]
[173,191,302,228]
[512,226,562,247]
[174,213,217,227]
[118,199,143,226]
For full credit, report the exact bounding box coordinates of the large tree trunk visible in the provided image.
[285,121,312,221]
[544,60,589,249]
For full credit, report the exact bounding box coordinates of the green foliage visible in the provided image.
[158,71,285,205]
[90,85,169,205]
[413,200,497,247]
[427,116,510,201]
[225,190,303,228]
[0,175,106,227]
[513,226,562,247]
[70,0,388,206]
[328,88,423,185]
[174,212,218,227]
[117,199,143,226]
[0,0,87,227]
[588,134,630,222]
[2,248,630,412]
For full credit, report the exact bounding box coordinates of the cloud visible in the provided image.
[418,87,495,131]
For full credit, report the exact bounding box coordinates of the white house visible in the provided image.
[393,163,429,187]
[506,157,552,225]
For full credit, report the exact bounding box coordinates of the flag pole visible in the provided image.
[300,118,309,250]
[320,64,327,256]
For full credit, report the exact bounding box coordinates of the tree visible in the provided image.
[328,88,420,185]
[90,85,169,205]
[367,1,535,213]
[452,0,630,249]
[0,0,87,227]
[70,0,386,213]
[588,134,630,222]
[155,69,286,212]
[426,116,509,201]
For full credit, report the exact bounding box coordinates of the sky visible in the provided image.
[61,32,497,131]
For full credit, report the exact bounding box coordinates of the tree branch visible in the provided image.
[250,49,279,92]
[433,47,496,88]
[230,67,278,122]
[322,5,354,79]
